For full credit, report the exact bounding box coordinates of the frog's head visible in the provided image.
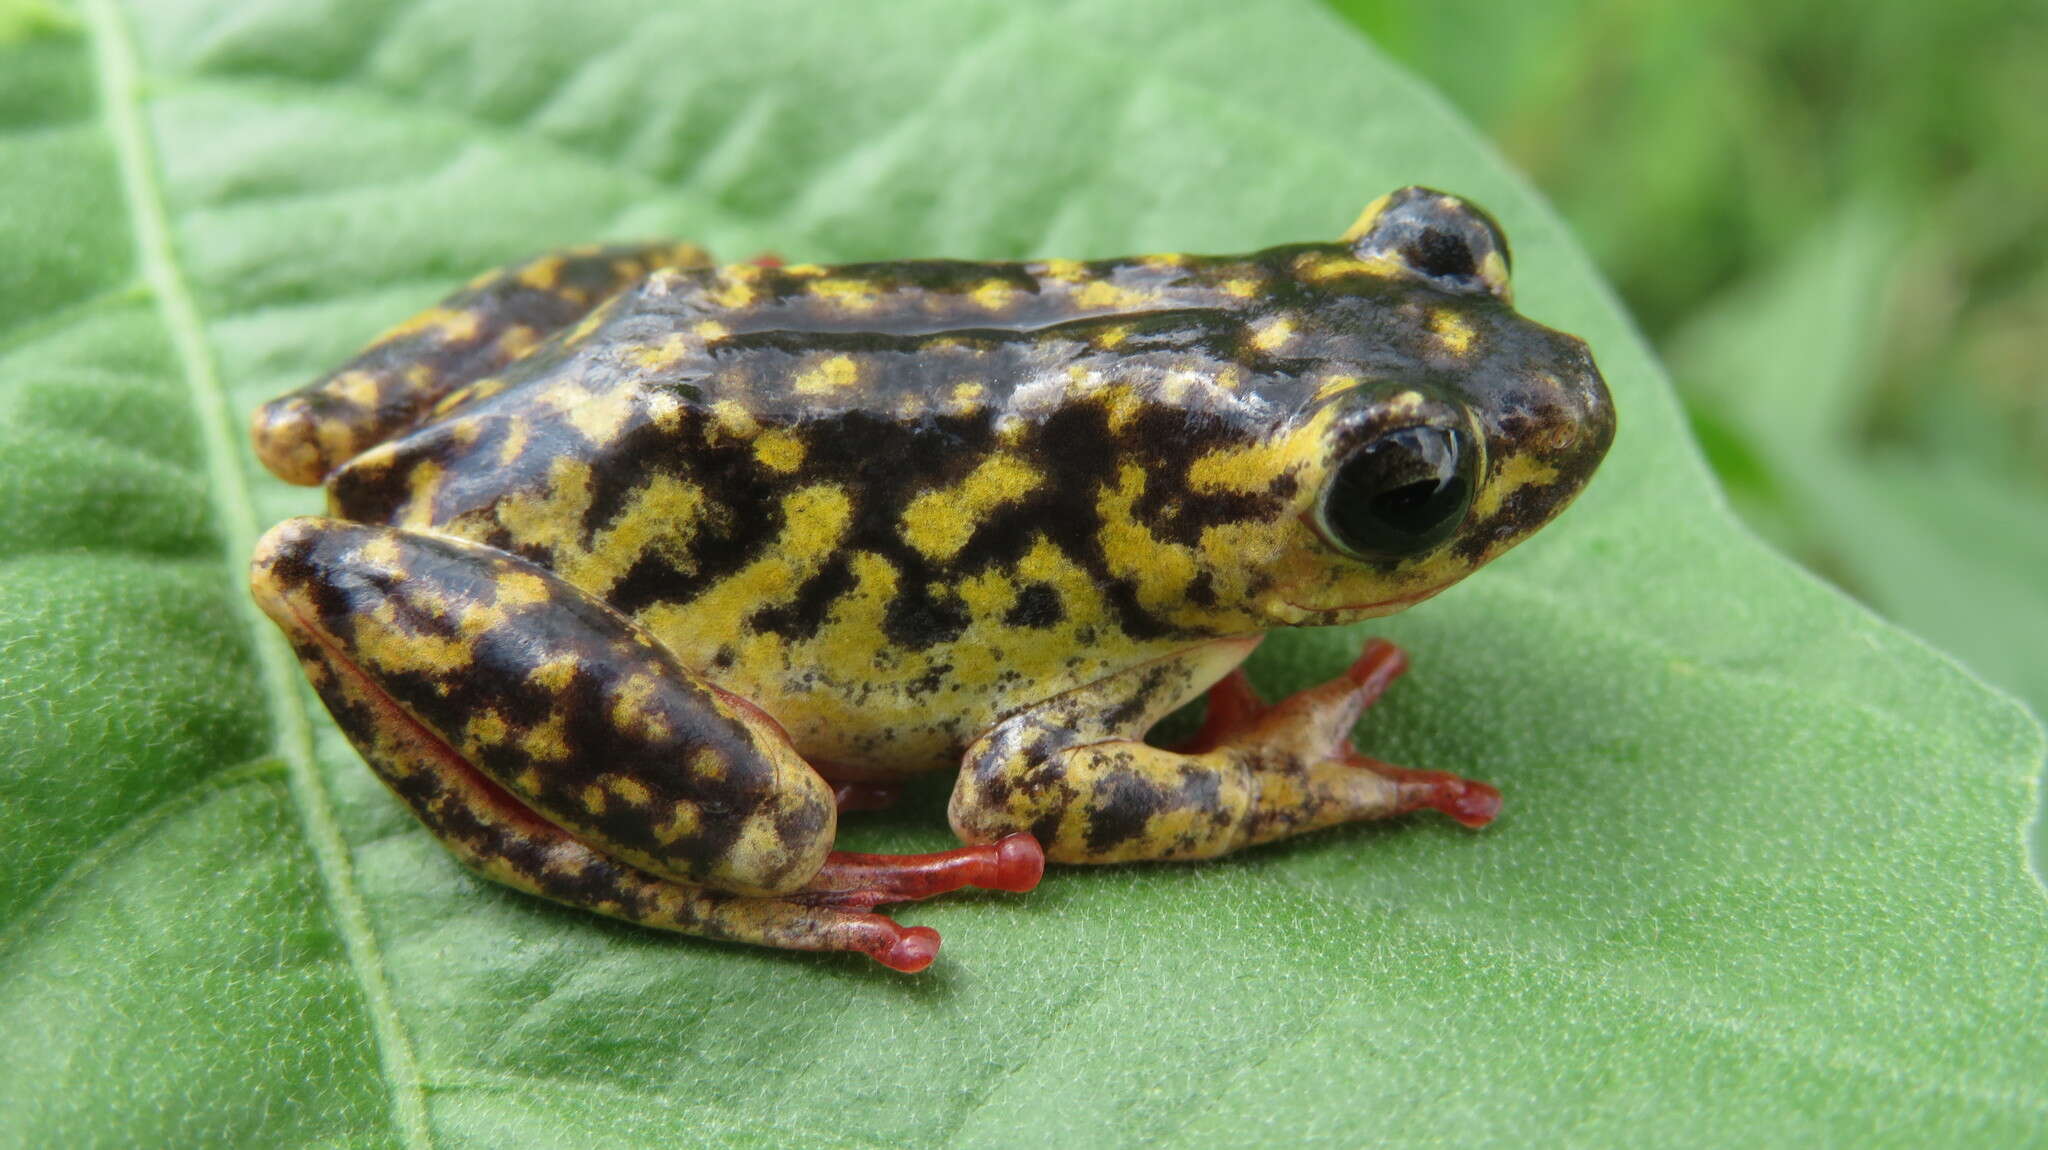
[1242,187,1615,626]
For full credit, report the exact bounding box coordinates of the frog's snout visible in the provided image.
[1557,334,1617,468]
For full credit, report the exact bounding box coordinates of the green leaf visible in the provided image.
[2,2,2041,1146]
[1667,207,2048,874]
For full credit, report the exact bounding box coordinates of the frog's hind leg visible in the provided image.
[250,517,1037,971]
[251,241,713,485]
[950,638,1500,864]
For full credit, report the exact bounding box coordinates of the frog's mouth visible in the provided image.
[1276,583,1447,624]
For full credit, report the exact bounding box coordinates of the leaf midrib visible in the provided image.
[79,1,433,1146]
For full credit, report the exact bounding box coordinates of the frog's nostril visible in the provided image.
[1405,227,1478,280]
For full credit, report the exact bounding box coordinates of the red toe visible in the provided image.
[875,926,942,973]
[991,833,1046,892]
[1436,778,1502,827]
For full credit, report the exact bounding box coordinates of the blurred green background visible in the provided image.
[1331,0,2048,729]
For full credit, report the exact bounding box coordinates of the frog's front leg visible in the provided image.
[949,639,1500,863]
[251,241,712,486]
[251,519,1039,971]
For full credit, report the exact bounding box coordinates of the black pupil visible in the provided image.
[1325,426,1476,557]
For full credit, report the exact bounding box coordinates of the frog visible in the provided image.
[248,186,1614,972]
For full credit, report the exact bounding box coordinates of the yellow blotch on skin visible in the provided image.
[1314,373,1361,402]
[1221,278,1261,299]
[496,324,541,361]
[559,473,709,596]
[1340,193,1395,242]
[626,332,696,372]
[753,429,806,472]
[496,419,530,466]
[357,533,404,571]
[1186,405,1339,495]
[606,775,653,806]
[900,455,1044,560]
[375,307,483,347]
[1429,309,1477,357]
[689,746,728,782]
[1041,258,1089,282]
[956,568,1019,619]
[564,302,616,346]
[708,400,760,441]
[529,655,580,692]
[1471,453,1560,520]
[810,277,881,313]
[516,256,566,291]
[1093,324,1131,350]
[1249,316,1296,353]
[564,384,640,445]
[466,711,509,747]
[947,381,986,414]
[655,799,702,844]
[641,484,852,671]
[971,278,1019,310]
[1479,251,1512,299]
[397,461,446,530]
[611,674,673,742]
[520,712,570,763]
[1095,464,1198,604]
[793,354,861,395]
[329,370,381,409]
[494,570,553,607]
[1076,281,1147,311]
[710,275,760,310]
[495,456,594,559]
[1293,250,1393,283]
[351,600,470,676]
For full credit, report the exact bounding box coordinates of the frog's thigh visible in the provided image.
[949,639,1497,863]
[251,241,712,485]
[249,516,835,898]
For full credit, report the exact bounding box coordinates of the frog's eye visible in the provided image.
[1344,186,1512,302]
[1318,425,1479,559]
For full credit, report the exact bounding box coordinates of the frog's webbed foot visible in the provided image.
[251,517,1036,972]
[1224,640,1501,828]
[250,241,712,485]
[951,637,1499,864]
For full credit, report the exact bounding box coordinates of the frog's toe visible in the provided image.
[797,833,1044,912]
[1342,757,1503,828]
[877,926,943,974]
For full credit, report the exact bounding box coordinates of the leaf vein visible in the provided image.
[81,2,435,1145]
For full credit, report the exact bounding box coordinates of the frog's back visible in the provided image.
[325,290,1315,771]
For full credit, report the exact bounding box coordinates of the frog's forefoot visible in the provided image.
[953,637,1500,865]
[1222,638,1502,830]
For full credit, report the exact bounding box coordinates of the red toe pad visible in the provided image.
[876,926,942,973]
[991,833,1046,892]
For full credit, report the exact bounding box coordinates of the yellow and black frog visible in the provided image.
[248,187,1614,971]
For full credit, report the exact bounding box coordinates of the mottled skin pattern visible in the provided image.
[249,187,1614,971]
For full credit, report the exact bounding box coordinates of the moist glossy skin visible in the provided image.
[248,187,1614,970]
